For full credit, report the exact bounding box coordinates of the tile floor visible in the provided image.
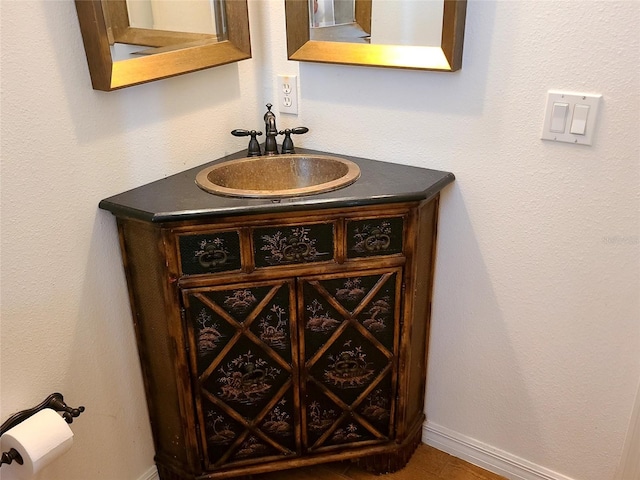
[254,444,507,480]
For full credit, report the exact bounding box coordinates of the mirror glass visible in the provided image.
[105,0,227,61]
[126,0,222,34]
[75,0,251,91]
[309,0,443,47]
[285,0,466,71]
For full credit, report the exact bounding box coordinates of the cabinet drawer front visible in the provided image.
[178,230,242,275]
[253,223,334,268]
[346,217,404,258]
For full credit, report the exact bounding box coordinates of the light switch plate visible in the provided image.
[541,91,602,145]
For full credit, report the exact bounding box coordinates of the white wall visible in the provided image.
[1,2,638,480]
[615,381,640,480]
[0,1,266,479]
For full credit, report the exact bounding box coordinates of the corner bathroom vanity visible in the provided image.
[100,148,454,480]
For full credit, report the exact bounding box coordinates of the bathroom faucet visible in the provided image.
[263,103,279,155]
[231,104,308,156]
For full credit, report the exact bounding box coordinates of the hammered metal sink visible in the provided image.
[195,154,361,198]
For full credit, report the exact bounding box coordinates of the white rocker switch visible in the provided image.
[570,104,590,135]
[550,102,569,133]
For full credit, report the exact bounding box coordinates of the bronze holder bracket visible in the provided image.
[0,393,85,467]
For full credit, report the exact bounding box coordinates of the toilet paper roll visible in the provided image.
[1,408,73,479]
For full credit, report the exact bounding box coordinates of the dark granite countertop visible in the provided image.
[99,148,455,223]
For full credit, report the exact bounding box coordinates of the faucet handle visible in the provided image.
[231,129,263,157]
[279,127,309,154]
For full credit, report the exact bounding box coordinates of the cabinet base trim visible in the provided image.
[352,420,422,474]
[152,423,424,480]
[422,421,578,480]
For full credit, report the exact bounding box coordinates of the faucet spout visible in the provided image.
[263,103,279,155]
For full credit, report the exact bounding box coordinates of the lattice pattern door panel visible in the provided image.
[298,269,401,453]
[183,280,300,469]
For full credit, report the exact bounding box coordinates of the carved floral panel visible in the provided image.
[253,223,334,267]
[346,217,404,258]
[178,231,242,275]
[299,270,400,451]
[302,272,398,358]
[183,281,298,467]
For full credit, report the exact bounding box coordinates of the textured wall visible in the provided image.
[266,2,639,479]
[1,1,638,480]
[0,1,265,479]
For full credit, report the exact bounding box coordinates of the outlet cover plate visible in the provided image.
[278,75,298,115]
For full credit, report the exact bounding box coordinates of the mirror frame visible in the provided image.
[74,0,251,91]
[285,0,466,71]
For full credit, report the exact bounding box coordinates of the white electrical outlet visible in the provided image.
[278,75,298,115]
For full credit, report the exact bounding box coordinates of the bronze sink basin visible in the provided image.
[195,154,361,198]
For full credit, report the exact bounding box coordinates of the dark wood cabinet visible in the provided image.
[101,149,454,480]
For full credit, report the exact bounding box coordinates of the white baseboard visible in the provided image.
[615,379,640,480]
[422,421,577,480]
[138,465,159,480]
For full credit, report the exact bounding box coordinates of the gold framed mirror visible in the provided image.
[75,0,251,91]
[285,0,466,71]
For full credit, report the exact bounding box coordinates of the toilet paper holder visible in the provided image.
[0,392,84,467]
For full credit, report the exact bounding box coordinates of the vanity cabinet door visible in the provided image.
[298,268,401,453]
[182,280,301,470]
